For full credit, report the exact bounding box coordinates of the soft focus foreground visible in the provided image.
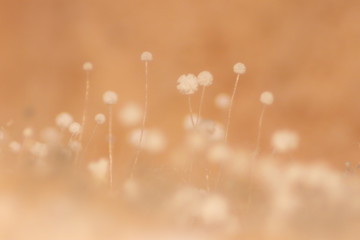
[1,0,360,239]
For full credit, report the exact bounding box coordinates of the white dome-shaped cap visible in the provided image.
[233,62,246,74]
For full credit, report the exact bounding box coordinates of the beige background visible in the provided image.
[1,0,360,168]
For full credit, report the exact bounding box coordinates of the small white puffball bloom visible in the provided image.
[30,142,48,157]
[129,128,166,153]
[215,93,231,110]
[123,178,140,200]
[23,127,34,138]
[118,102,142,127]
[68,122,82,135]
[177,74,198,95]
[233,62,246,74]
[103,91,118,105]
[260,91,274,105]
[140,51,153,61]
[271,130,299,153]
[56,112,73,129]
[207,143,232,164]
[88,158,108,182]
[40,127,60,144]
[200,194,229,225]
[83,62,93,71]
[94,113,106,125]
[183,114,200,130]
[197,71,213,87]
[69,140,82,152]
[9,141,21,153]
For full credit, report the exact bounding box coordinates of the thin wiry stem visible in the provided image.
[247,104,266,208]
[131,61,149,178]
[188,95,195,127]
[253,104,266,157]
[196,86,206,125]
[81,124,98,164]
[79,71,90,143]
[108,106,113,188]
[224,73,240,143]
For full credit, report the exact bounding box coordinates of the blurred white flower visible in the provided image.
[177,74,198,95]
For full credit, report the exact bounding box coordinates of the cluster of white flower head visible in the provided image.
[118,102,142,127]
[197,71,213,87]
[260,91,274,105]
[83,62,93,71]
[177,74,198,95]
[233,62,246,74]
[140,51,153,62]
[103,91,118,105]
[215,93,231,110]
[56,112,73,129]
[69,122,82,135]
[94,113,106,125]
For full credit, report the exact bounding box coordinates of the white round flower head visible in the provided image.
[177,74,198,95]
[260,91,274,105]
[215,93,231,110]
[140,51,153,61]
[118,102,142,127]
[83,62,93,71]
[233,62,246,74]
[55,112,73,129]
[271,130,299,153]
[103,91,118,105]
[94,113,106,125]
[197,71,213,87]
[68,122,82,135]
[88,158,108,182]
[9,141,21,153]
[23,127,34,138]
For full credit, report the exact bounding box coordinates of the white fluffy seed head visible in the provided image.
[9,141,21,153]
[271,130,299,153]
[103,91,118,105]
[118,102,142,127]
[83,62,93,71]
[207,143,232,164]
[260,91,274,105]
[140,51,153,61]
[177,74,198,95]
[233,62,246,74]
[215,93,231,110]
[55,112,73,129]
[94,113,106,125]
[30,142,48,157]
[201,194,229,225]
[68,122,82,135]
[197,71,213,87]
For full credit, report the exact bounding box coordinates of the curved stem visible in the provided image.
[197,86,206,125]
[253,105,266,157]
[108,106,113,188]
[79,72,90,143]
[81,124,98,164]
[131,61,149,178]
[224,74,240,143]
[188,95,195,127]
